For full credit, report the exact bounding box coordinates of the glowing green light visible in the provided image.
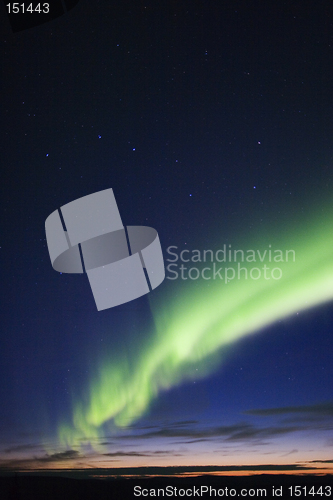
[58,210,333,448]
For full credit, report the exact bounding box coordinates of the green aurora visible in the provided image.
[58,211,333,449]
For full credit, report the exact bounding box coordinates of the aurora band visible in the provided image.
[58,209,333,449]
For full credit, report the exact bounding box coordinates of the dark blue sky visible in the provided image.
[1,0,333,473]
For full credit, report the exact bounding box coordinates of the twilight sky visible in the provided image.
[1,0,333,475]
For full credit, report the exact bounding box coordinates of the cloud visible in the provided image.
[305,459,333,464]
[281,449,298,457]
[104,450,176,457]
[4,444,42,454]
[2,404,332,472]
[123,421,306,445]
[113,402,333,448]
[129,422,252,440]
[243,401,333,434]
[37,450,80,462]
[0,449,81,470]
[245,401,333,417]
[225,424,302,442]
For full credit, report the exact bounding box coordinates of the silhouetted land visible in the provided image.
[1,473,333,500]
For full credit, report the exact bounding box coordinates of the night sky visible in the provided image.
[1,0,333,475]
